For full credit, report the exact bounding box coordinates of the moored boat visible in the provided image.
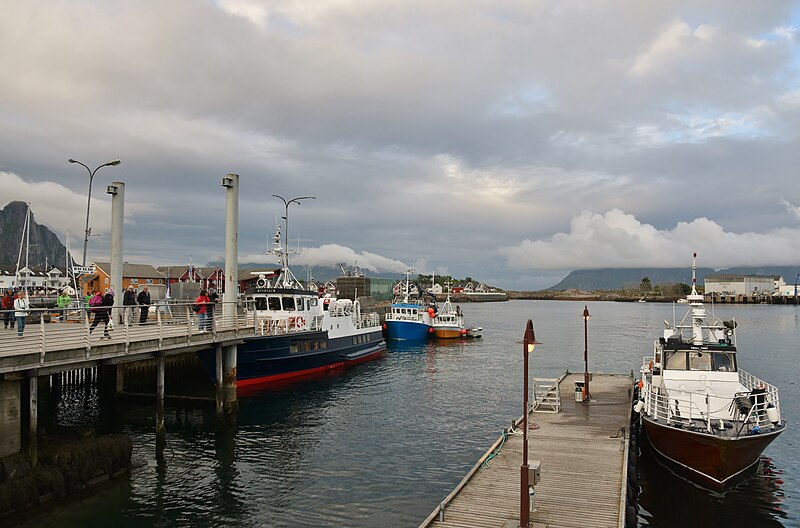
[465,325,482,338]
[384,269,434,340]
[635,253,786,489]
[198,212,385,386]
[432,283,466,339]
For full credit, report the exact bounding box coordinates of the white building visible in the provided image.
[704,274,780,296]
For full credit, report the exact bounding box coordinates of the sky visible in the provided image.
[2,0,800,290]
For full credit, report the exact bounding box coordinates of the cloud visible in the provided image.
[781,200,800,221]
[502,209,800,270]
[240,243,408,274]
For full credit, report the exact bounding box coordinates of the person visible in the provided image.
[56,288,72,322]
[89,290,113,339]
[14,291,29,338]
[207,287,219,326]
[137,285,151,325]
[195,289,211,331]
[123,285,137,324]
[2,290,14,329]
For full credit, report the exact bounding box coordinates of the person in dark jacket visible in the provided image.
[2,290,14,329]
[90,291,114,339]
[137,285,151,325]
[123,285,137,324]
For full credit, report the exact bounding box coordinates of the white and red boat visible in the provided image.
[635,253,786,489]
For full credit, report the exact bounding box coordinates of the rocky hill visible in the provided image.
[0,201,70,268]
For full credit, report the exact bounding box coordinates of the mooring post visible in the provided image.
[221,174,239,328]
[222,344,238,419]
[215,344,224,421]
[156,353,166,461]
[29,374,38,468]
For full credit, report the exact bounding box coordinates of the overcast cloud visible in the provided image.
[1,1,799,289]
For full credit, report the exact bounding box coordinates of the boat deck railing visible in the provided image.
[640,361,781,436]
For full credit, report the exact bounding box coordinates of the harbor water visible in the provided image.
[7,300,798,527]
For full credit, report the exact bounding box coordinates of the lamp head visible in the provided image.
[68,158,77,163]
[523,319,541,354]
[108,159,121,166]
[583,305,590,321]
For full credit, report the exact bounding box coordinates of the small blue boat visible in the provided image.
[384,269,434,340]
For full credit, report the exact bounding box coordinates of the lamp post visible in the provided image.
[520,319,541,527]
[272,194,315,277]
[69,158,122,266]
[583,305,591,402]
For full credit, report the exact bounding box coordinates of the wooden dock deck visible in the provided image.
[420,373,633,528]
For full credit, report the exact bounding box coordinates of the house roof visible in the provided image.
[93,262,165,279]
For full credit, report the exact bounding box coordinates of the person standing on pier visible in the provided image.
[123,286,137,324]
[56,288,72,322]
[195,289,211,331]
[137,285,151,325]
[13,291,29,338]
[2,290,14,329]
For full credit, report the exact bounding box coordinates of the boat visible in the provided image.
[198,220,385,386]
[431,283,465,338]
[465,325,482,338]
[384,269,434,340]
[635,253,786,489]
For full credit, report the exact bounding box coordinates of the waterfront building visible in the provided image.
[82,262,166,299]
[704,273,781,296]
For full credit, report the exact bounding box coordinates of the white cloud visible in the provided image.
[781,200,800,222]
[502,209,800,270]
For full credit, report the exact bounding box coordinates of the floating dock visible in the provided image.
[420,373,633,528]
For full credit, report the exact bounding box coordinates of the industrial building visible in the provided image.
[704,274,781,296]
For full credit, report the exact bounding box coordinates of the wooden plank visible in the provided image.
[420,373,632,528]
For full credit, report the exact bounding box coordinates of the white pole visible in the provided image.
[222,174,239,325]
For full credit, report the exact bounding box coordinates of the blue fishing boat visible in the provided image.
[384,269,434,340]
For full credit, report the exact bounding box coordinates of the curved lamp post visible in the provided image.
[520,319,541,527]
[68,158,121,266]
[583,305,591,402]
[272,194,315,274]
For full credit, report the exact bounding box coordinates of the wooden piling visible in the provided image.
[156,354,165,461]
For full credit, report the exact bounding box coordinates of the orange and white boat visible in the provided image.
[432,284,465,339]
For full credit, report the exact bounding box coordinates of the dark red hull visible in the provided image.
[642,416,784,489]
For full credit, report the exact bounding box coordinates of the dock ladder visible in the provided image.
[533,377,561,413]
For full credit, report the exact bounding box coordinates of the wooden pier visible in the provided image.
[420,373,633,528]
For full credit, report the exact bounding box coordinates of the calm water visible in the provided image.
[8,301,799,527]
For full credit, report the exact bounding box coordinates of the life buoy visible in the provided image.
[296,317,306,327]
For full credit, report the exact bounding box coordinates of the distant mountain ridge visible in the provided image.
[0,201,69,268]
[548,266,800,291]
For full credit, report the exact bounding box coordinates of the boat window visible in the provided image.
[255,298,269,311]
[309,298,318,307]
[268,297,281,311]
[295,297,304,311]
[664,350,686,370]
[282,297,296,311]
[688,351,712,371]
[712,352,736,372]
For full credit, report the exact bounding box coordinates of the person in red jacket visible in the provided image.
[2,290,14,329]
[195,289,211,331]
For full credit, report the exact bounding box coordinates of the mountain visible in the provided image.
[0,201,70,268]
[548,266,800,291]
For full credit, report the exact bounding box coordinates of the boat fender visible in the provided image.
[428,327,434,333]
[766,405,780,424]
[637,380,643,390]
[382,323,387,330]
[625,506,637,528]
[633,400,645,413]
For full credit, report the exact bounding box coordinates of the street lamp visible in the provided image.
[520,319,541,528]
[583,305,591,402]
[272,194,315,279]
[68,158,122,266]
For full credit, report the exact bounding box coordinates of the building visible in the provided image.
[81,262,166,299]
[157,265,225,293]
[704,274,780,296]
[0,265,68,292]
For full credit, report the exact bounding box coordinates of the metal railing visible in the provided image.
[0,300,256,363]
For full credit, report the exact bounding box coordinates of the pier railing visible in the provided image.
[0,300,256,362]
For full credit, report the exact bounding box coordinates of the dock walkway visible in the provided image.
[421,373,633,528]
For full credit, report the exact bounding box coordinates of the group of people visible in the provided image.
[122,285,152,325]
[195,288,218,331]
[82,285,152,339]
[2,289,30,338]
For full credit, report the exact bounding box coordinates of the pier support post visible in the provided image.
[156,354,166,461]
[0,378,22,458]
[215,344,224,421]
[221,174,239,326]
[222,344,238,419]
[29,374,38,468]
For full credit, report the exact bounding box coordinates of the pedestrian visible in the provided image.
[2,289,14,329]
[137,285,151,325]
[194,289,211,331]
[123,285,137,324]
[84,290,93,308]
[89,290,113,339]
[207,287,219,326]
[14,291,29,338]
[56,288,71,322]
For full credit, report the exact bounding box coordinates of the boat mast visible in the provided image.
[688,251,706,345]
